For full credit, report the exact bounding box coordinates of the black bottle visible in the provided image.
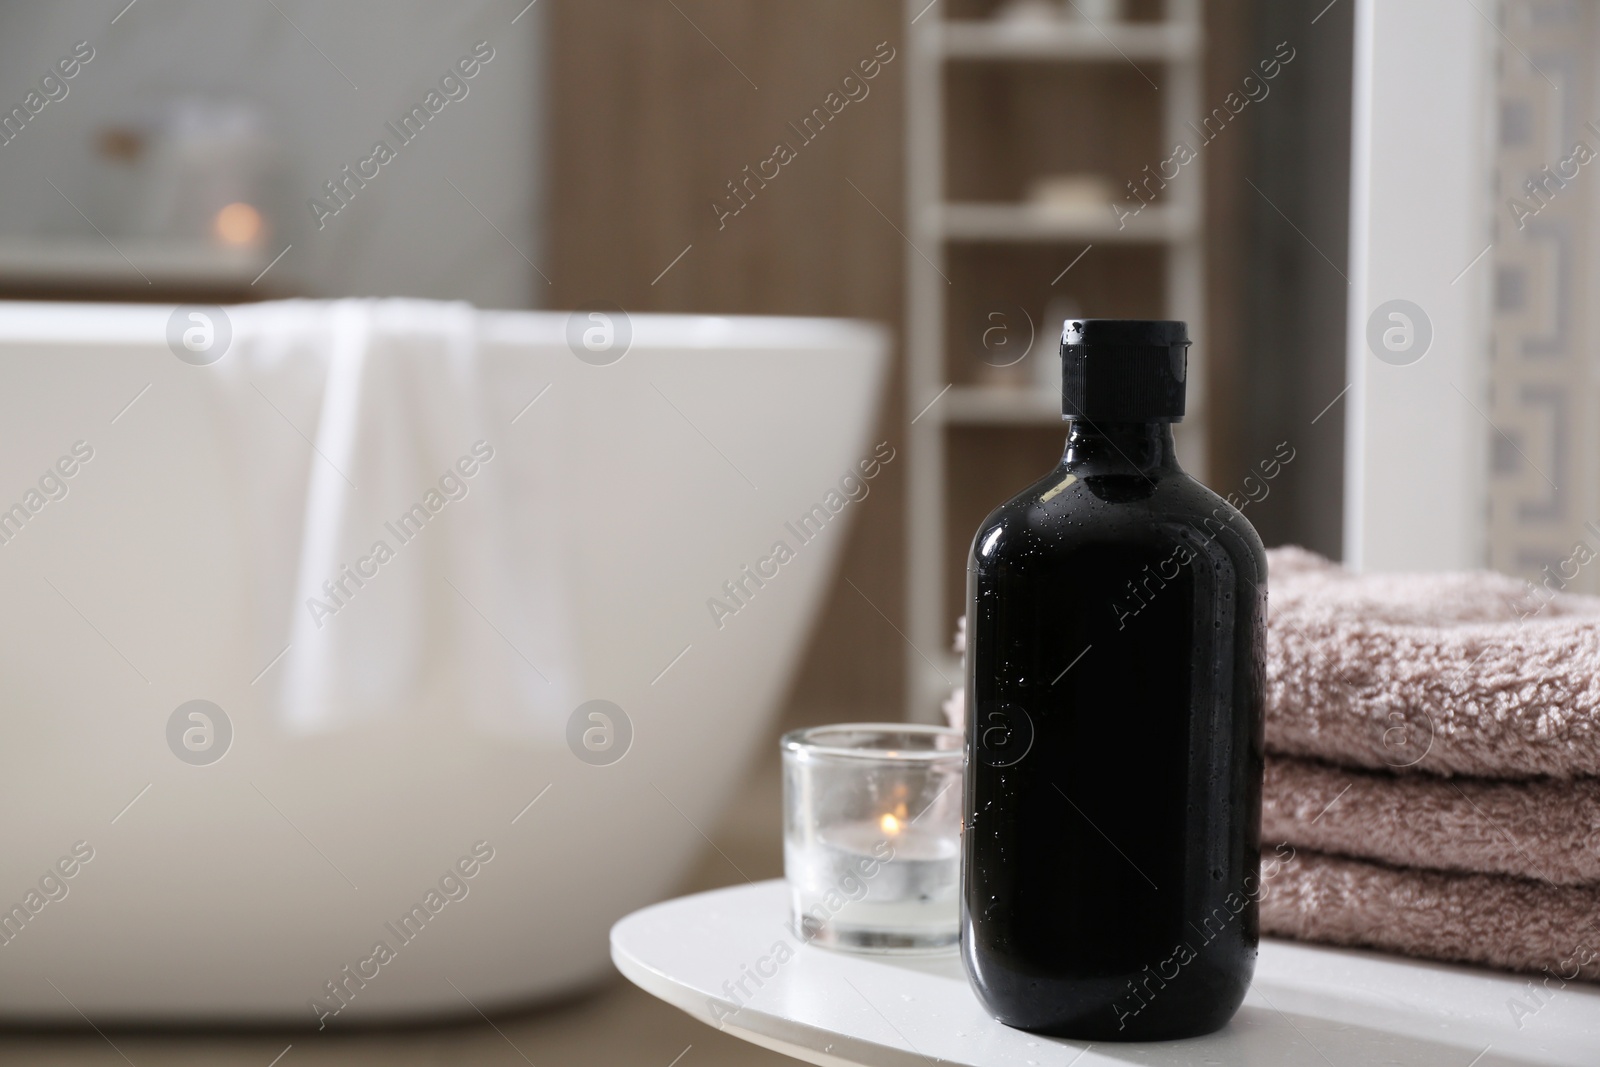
[961,319,1266,1040]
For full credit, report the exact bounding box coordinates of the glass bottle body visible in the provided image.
[962,420,1266,1040]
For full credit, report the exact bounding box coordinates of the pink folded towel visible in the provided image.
[1263,755,1600,886]
[1260,848,1600,983]
[1265,547,1600,779]
[1261,549,1600,981]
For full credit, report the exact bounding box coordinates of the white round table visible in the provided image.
[613,880,1600,1067]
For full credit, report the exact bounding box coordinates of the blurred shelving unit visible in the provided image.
[0,238,266,288]
[0,238,277,303]
[903,0,1207,721]
[932,17,1200,60]
[934,201,1198,242]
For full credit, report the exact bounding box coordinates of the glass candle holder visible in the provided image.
[782,723,963,953]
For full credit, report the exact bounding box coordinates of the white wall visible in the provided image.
[1344,0,1494,570]
[0,0,543,308]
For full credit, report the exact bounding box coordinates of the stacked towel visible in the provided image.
[1264,546,1600,778]
[1259,546,1600,982]
[949,546,1600,981]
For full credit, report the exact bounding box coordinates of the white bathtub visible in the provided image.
[0,302,887,1024]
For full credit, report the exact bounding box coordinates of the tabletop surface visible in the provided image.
[612,879,1600,1067]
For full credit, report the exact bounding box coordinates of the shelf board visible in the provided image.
[931,201,1196,243]
[0,237,271,288]
[933,19,1201,62]
[941,385,1063,426]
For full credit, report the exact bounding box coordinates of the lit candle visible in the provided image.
[783,724,962,953]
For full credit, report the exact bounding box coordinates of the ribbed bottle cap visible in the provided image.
[1060,319,1189,421]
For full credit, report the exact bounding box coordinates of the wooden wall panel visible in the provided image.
[546,0,1250,723]
[548,0,909,719]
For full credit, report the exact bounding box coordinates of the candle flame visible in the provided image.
[879,812,902,836]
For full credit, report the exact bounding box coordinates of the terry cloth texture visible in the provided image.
[1265,545,1600,779]
[1258,847,1600,982]
[1263,755,1600,886]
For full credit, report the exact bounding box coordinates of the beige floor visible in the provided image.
[1,742,801,1067]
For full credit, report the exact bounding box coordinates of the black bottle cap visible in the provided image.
[1060,319,1189,421]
